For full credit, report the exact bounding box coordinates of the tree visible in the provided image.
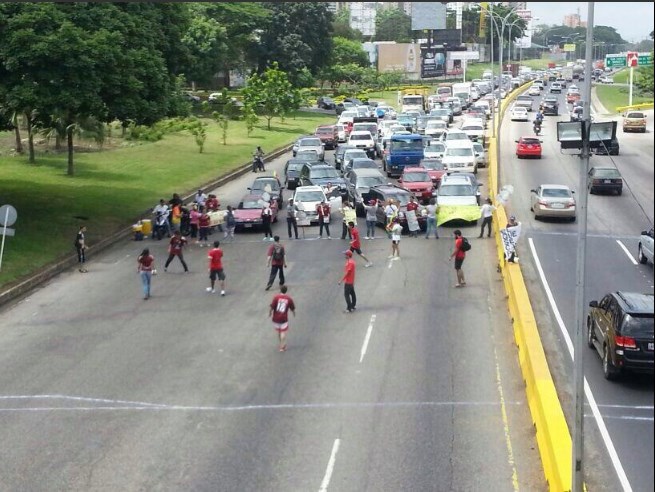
[331,37,370,67]
[635,31,654,94]
[243,103,259,136]
[332,8,363,41]
[374,7,412,43]
[242,62,296,130]
[182,5,229,87]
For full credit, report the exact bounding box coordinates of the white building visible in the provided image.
[350,2,378,36]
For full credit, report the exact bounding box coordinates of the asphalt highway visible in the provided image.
[499,81,654,492]
[0,136,547,489]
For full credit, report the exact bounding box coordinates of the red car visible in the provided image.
[398,166,436,203]
[419,158,447,186]
[516,136,542,159]
[314,125,338,150]
[233,193,279,231]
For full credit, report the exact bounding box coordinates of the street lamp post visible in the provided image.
[507,19,524,63]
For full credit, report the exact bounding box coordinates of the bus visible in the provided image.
[383,134,424,178]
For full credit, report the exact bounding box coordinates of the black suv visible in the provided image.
[541,96,559,116]
[587,292,654,380]
[366,185,427,233]
[299,163,347,192]
[317,96,336,110]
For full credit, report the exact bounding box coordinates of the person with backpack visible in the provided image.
[265,235,287,291]
[223,205,236,242]
[450,229,470,288]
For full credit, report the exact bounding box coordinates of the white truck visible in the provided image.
[451,82,472,109]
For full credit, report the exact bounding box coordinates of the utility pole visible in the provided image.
[572,3,594,491]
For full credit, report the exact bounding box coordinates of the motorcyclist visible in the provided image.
[535,109,544,123]
[252,146,265,172]
[533,118,542,135]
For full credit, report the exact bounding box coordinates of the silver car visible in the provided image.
[638,228,654,265]
[530,184,576,221]
[293,137,325,160]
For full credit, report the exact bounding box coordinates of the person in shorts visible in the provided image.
[450,229,467,287]
[388,217,403,258]
[348,221,372,267]
[269,285,296,352]
[207,240,226,296]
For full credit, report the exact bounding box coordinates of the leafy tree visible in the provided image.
[242,62,296,130]
[374,7,412,43]
[332,36,370,67]
[243,103,259,136]
[191,125,207,153]
[182,5,229,87]
[635,31,654,94]
[332,7,363,41]
[257,2,333,85]
[211,95,237,145]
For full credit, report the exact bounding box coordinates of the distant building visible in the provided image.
[563,12,587,28]
[350,2,377,36]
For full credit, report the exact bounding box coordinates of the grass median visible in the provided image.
[595,84,653,112]
[0,111,335,288]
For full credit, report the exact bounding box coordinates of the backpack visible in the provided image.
[272,244,284,262]
[460,237,471,252]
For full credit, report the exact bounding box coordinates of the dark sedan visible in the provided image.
[317,96,336,110]
[593,136,620,156]
[541,96,559,116]
[588,167,623,195]
[587,292,654,380]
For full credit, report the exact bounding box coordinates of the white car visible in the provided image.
[335,124,347,143]
[528,85,542,96]
[460,121,485,144]
[442,141,477,174]
[424,119,448,139]
[638,228,654,265]
[473,99,491,117]
[441,129,470,144]
[598,76,614,84]
[472,141,487,168]
[337,110,358,126]
[348,130,376,158]
[208,92,223,102]
[293,185,328,225]
[510,107,529,122]
[530,184,576,221]
[293,137,325,160]
[424,141,446,159]
[436,175,479,207]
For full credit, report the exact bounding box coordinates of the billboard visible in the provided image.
[563,43,576,52]
[515,9,533,49]
[432,29,462,46]
[411,2,447,31]
[377,43,420,73]
[420,45,446,78]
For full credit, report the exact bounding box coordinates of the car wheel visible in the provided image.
[570,216,577,223]
[602,344,618,380]
[587,318,596,348]
[617,188,622,196]
[589,187,595,195]
[638,244,648,264]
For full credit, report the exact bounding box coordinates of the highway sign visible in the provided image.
[627,52,638,67]
[0,204,17,227]
[0,228,15,237]
[638,53,653,66]
[605,55,626,68]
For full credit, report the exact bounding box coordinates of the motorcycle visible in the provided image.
[533,120,542,136]
[252,156,265,172]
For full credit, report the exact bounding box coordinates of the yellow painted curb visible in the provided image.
[616,102,654,112]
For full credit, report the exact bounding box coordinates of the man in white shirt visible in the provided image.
[194,189,208,209]
[152,199,171,239]
[478,197,495,238]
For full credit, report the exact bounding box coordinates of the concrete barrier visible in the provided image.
[0,143,294,309]
[488,82,573,491]
[616,102,654,112]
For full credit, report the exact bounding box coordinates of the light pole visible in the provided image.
[507,19,524,63]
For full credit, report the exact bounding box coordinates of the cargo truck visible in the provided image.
[451,82,472,109]
[398,88,430,113]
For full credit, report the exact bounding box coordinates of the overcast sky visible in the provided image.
[527,2,654,43]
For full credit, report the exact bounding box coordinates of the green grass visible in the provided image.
[0,111,334,288]
[612,69,629,84]
[595,84,653,112]
[464,58,554,81]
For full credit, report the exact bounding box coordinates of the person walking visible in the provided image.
[364,199,378,239]
[478,198,495,238]
[170,202,182,233]
[348,221,372,267]
[261,203,274,241]
[206,240,226,296]
[164,230,189,272]
[424,198,439,239]
[338,250,357,313]
[388,217,403,258]
[286,198,299,239]
[316,199,331,239]
[75,225,88,273]
[198,209,211,247]
[223,205,236,242]
[137,248,155,300]
[269,285,296,352]
[450,229,467,288]
[265,235,287,290]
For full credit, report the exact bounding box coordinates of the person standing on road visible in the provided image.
[384,199,399,232]
[206,240,226,296]
[340,200,355,240]
[198,209,211,247]
[450,229,467,288]
[223,205,236,242]
[424,198,439,239]
[137,248,155,300]
[388,217,403,258]
[317,199,332,239]
[75,225,88,273]
[348,221,372,267]
[164,230,189,273]
[189,204,201,241]
[406,196,420,237]
[338,250,357,313]
[265,235,287,290]
[478,198,495,238]
[364,199,378,239]
[269,285,295,352]
[261,203,274,241]
[286,198,299,239]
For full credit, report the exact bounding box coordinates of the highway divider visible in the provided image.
[488,82,573,492]
[616,102,654,112]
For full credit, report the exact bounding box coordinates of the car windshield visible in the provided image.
[286,162,304,172]
[431,109,449,116]
[297,150,319,159]
[627,112,644,118]
[252,180,279,191]
[403,171,430,182]
[350,134,372,141]
[300,138,321,147]
[295,191,325,202]
[240,200,263,210]
[473,144,484,153]
[426,121,446,128]
[344,151,367,160]
[390,139,423,151]
[621,314,654,337]
[352,160,377,169]
[421,160,445,170]
[462,125,483,131]
[357,176,386,188]
[403,96,423,105]
[446,148,473,157]
[542,188,571,198]
[592,168,621,178]
[446,133,468,140]
[336,146,354,157]
[439,184,474,196]
[311,168,339,179]
[386,193,411,206]
[426,144,445,152]
[316,128,333,135]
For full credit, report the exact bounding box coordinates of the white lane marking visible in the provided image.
[359,315,376,363]
[529,238,633,492]
[319,438,341,492]
[493,348,520,492]
[616,240,638,265]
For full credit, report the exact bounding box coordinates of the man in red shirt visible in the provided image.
[338,250,357,312]
[406,196,420,237]
[348,221,372,267]
[207,240,226,296]
[449,229,467,287]
[164,231,189,272]
[316,199,331,239]
[269,285,296,352]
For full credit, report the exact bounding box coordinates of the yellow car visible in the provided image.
[622,111,647,133]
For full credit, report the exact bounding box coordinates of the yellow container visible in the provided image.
[141,219,152,236]
[132,223,143,233]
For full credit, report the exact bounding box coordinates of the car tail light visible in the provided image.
[592,179,602,185]
[615,335,637,349]
[566,200,575,208]
[538,200,549,207]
